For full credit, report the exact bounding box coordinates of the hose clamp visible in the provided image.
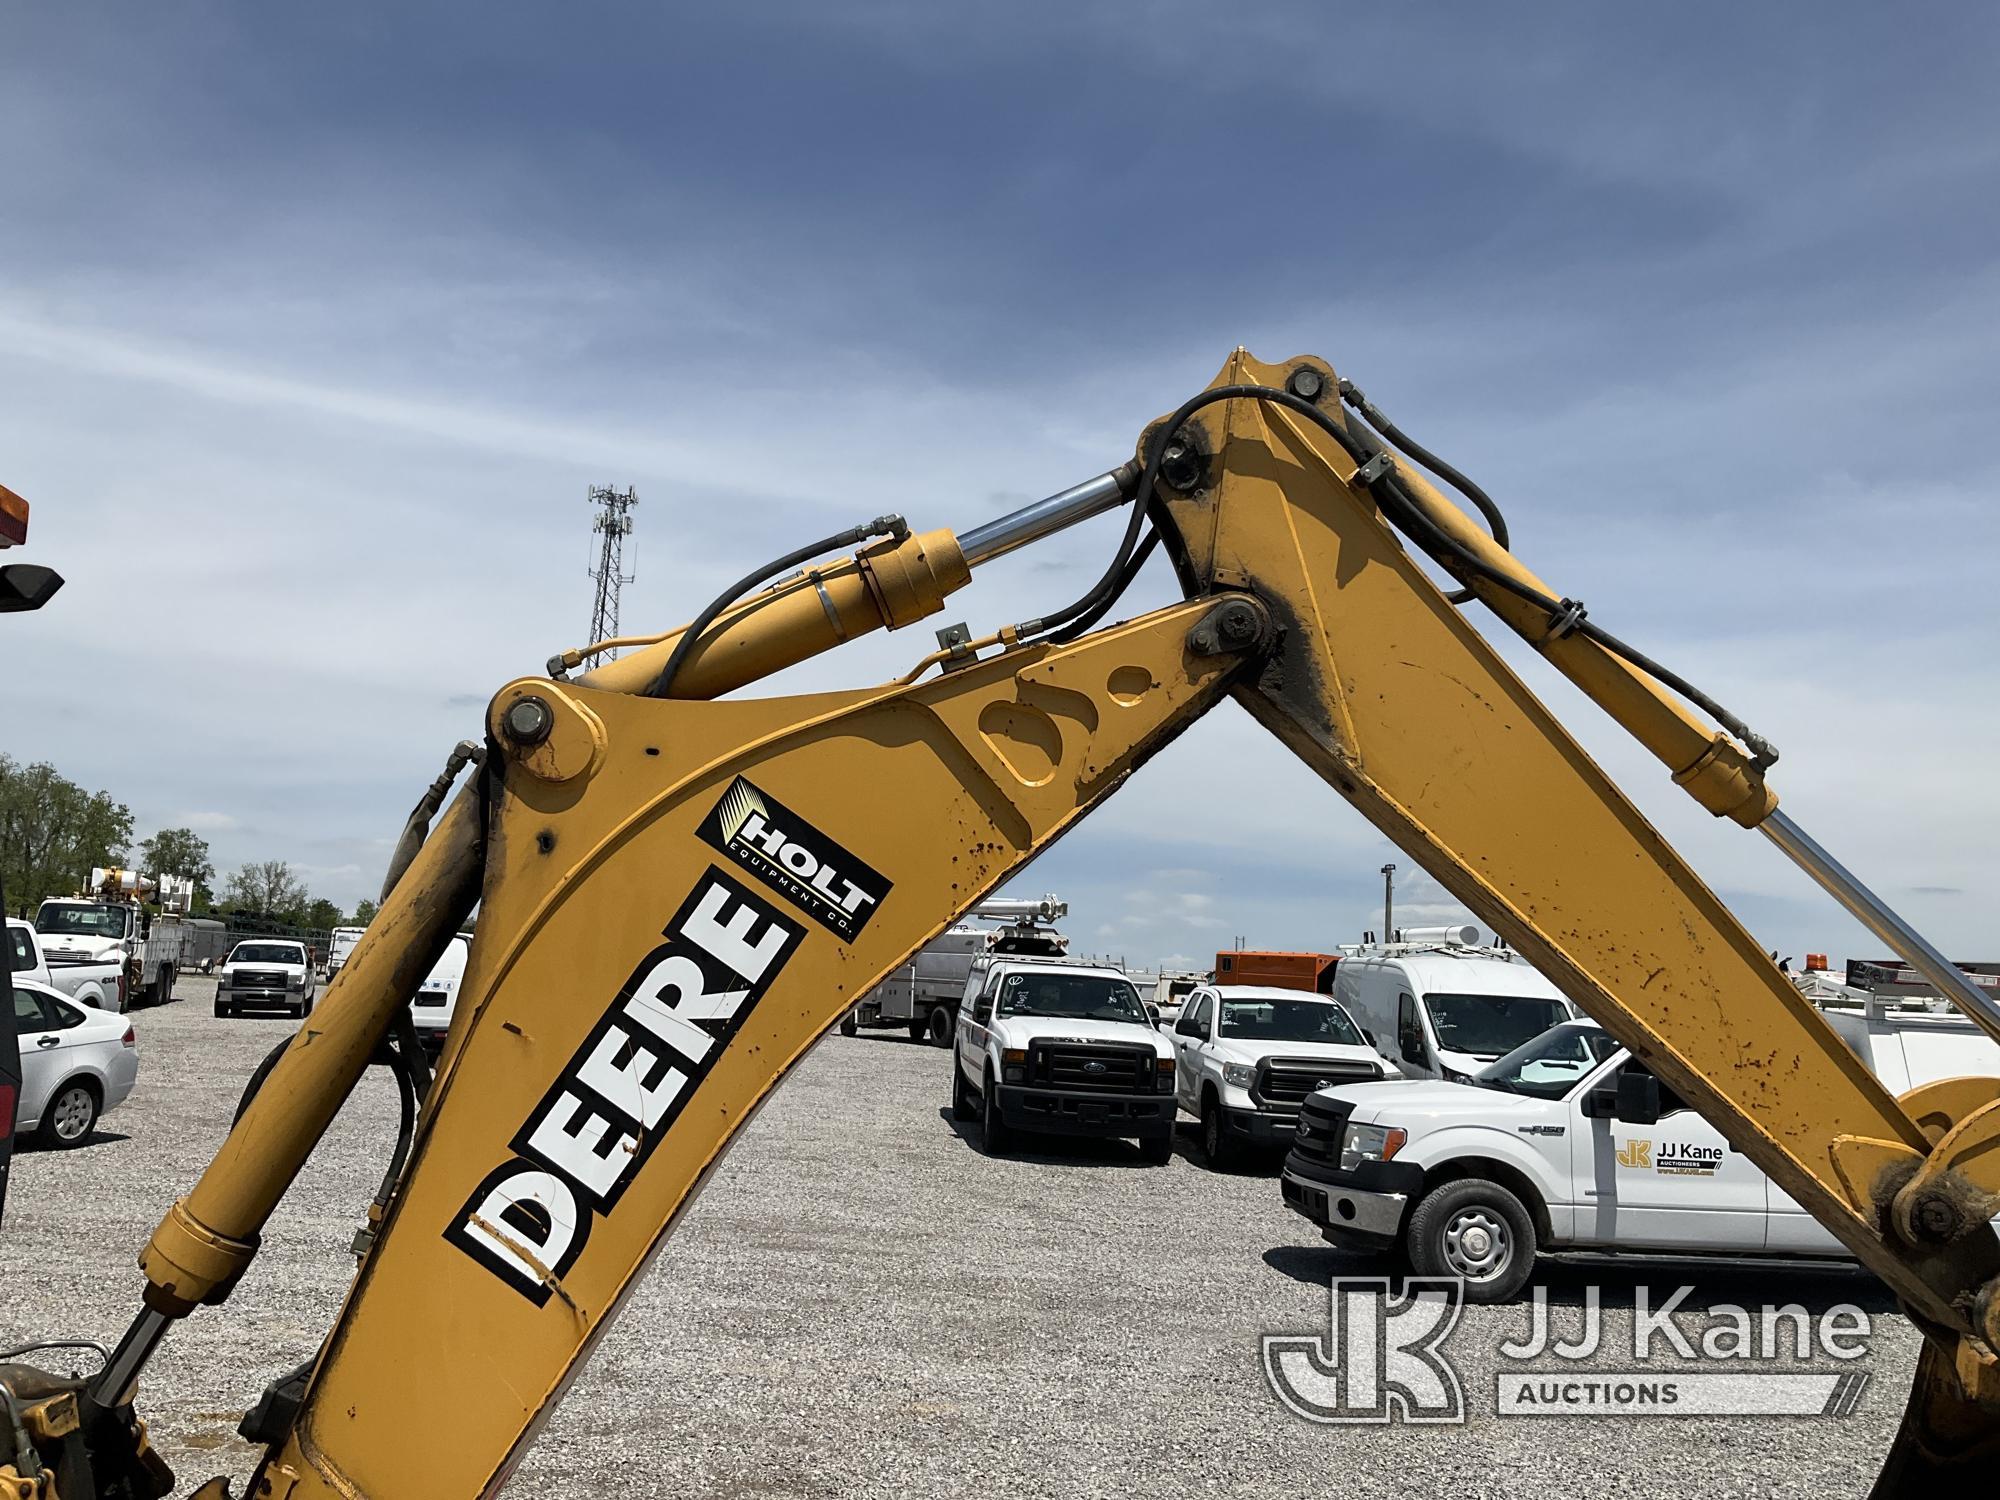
[1538,597,1589,645]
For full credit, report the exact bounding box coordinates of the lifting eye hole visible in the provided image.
[535,831,555,855]
[644,747,660,757]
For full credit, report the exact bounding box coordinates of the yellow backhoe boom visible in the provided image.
[8,348,1996,1498]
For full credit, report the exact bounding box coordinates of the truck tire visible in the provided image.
[839,1015,858,1038]
[927,1007,954,1047]
[215,999,232,1018]
[1200,1090,1236,1169]
[37,1079,99,1148]
[979,1068,1012,1156]
[1406,1178,1537,1304]
[1139,1131,1174,1165]
[155,966,176,1007]
[951,1062,975,1121]
[906,1022,927,1042]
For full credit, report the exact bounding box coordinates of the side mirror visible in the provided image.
[1582,1081,1618,1118]
[1615,1071,1662,1126]
[1145,1004,1162,1025]
[973,998,993,1024]
[1399,1033,1428,1068]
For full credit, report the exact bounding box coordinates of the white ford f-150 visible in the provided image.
[951,958,1176,1163]
[214,940,317,1019]
[7,917,127,1011]
[1168,983,1387,1166]
[1281,1017,2000,1302]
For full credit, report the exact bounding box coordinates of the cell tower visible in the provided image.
[586,485,637,655]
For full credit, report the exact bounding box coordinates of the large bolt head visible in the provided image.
[504,696,554,746]
[1218,603,1259,644]
[1287,367,1326,402]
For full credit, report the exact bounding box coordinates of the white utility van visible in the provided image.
[409,935,472,1053]
[1281,1016,2000,1302]
[1334,931,1575,1083]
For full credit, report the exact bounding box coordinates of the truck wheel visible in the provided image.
[1139,1132,1174,1165]
[927,1007,954,1047]
[979,1069,1011,1156]
[839,1015,858,1038]
[1406,1179,1537,1304]
[906,1022,927,1042]
[952,1063,976,1121]
[1200,1091,1236,1169]
[156,967,176,1007]
[38,1080,98,1148]
[215,1000,232,1018]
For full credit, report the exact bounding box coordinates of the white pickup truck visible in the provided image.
[1167,984,1387,1166]
[214,940,317,1019]
[1280,1015,2000,1302]
[7,917,127,1011]
[951,958,1177,1163]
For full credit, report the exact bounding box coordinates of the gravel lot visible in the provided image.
[3,979,1918,1498]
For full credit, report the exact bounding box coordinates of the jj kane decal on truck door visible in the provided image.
[697,776,890,940]
[446,866,805,1303]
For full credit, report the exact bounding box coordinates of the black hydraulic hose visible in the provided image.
[234,1039,292,1126]
[648,515,910,700]
[1046,529,1163,644]
[1025,380,1776,768]
[1338,378,1510,551]
[368,1034,420,1217]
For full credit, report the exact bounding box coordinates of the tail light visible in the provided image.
[0,1083,14,1139]
[121,1025,136,1049]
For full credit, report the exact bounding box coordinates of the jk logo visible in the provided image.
[1262,1279,1465,1424]
[1617,1139,1653,1169]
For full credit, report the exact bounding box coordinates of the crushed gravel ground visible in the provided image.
[2,978,1918,1497]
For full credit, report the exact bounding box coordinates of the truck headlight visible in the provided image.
[289,972,306,989]
[1155,1056,1175,1092]
[1222,1061,1256,1089]
[1002,1046,1026,1083]
[1340,1123,1409,1172]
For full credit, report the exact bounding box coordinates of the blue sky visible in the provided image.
[3,3,1995,968]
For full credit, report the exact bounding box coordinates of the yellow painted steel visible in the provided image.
[1159,353,1990,1320]
[563,525,971,698]
[244,599,1256,1499]
[138,790,484,1315]
[19,346,1996,1497]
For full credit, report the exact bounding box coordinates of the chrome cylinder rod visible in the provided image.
[1761,808,2000,1043]
[958,468,1133,568]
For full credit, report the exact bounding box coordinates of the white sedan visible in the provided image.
[12,979,139,1147]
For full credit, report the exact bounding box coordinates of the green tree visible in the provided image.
[350,897,379,926]
[139,826,216,907]
[0,754,133,915]
[222,860,310,923]
[301,897,343,934]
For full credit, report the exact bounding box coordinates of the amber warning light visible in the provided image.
[0,484,27,548]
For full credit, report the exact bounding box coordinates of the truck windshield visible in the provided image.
[35,904,126,940]
[996,972,1144,1023]
[1219,998,1363,1045]
[230,943,302,965]
[1424,992,1571,1058]
[1478,1022,1621,1100]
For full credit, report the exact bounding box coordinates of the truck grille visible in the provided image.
[1256,1057,1379,1108]
[1291,1095,1356,1168]
[236,970,288,989]
[1029,1041,1153,1093]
